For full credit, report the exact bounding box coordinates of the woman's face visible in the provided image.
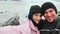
[32,13,41,24]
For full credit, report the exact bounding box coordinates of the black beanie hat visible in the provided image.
[41,2,57,15]
[28,5,41,20]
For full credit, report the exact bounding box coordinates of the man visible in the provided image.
[41,2,60,34]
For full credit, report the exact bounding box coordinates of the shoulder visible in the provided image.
[55,16,60,22]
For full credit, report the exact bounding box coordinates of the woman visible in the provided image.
[0,5,42,34]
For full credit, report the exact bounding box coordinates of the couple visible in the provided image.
[0,2,60,34]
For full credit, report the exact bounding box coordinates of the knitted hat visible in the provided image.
[28,5,41,20]
[41,2,57,15]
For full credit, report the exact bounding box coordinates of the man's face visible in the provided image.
[32,13,41,24]
[44,8,56,22]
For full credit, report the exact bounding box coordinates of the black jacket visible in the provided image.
[40,16,60,34]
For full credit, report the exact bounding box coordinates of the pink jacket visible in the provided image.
[0,19,40,34]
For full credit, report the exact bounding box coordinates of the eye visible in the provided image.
[34,14,38,16]
[49,10,53,13]
[45,11,48,14]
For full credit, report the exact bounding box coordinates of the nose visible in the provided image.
[47,12,51,17]
[37,16,40,20]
